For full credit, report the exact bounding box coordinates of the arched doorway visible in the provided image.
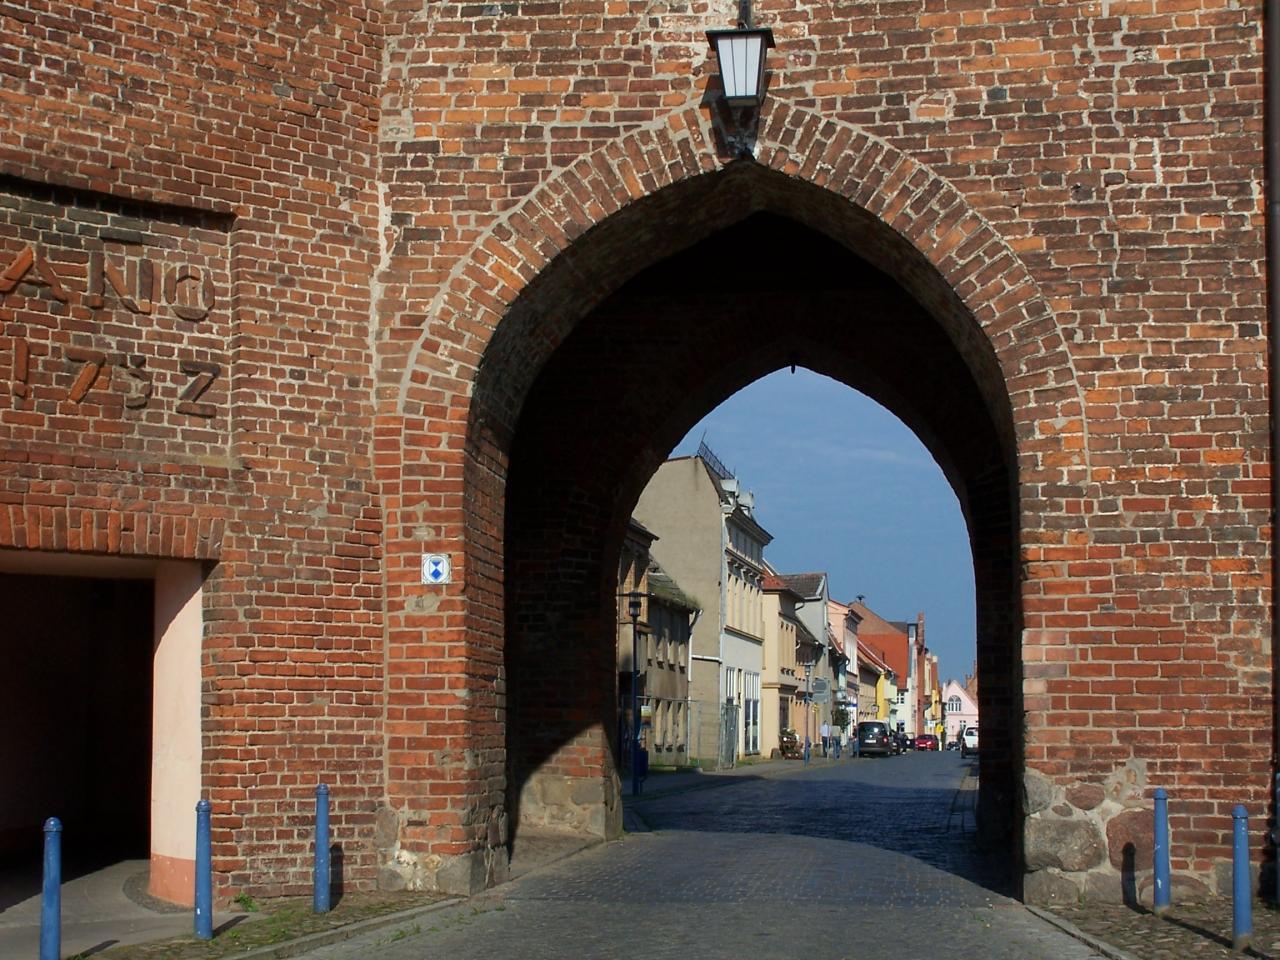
[470,164,1025,880]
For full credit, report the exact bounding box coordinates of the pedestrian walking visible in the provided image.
[832,732,842,759]
[820,721,830,757]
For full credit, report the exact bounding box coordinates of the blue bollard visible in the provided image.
[314,784,330,914]
[40,817,61,960]
[1153,788,1171,916]
[195,799,213,940]
[1233,804,1252,951]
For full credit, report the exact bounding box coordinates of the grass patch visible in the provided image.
[82,890,448,960]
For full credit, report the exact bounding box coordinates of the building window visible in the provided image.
[948,696,962,713]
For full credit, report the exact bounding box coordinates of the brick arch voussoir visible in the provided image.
[757,103,1084,446]
[395,107,717,423]
[390,110,718,618]
[396,100,1092,538]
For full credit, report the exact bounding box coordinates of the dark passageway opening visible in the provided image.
[0,574,153,906]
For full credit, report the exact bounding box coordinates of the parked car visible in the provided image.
[916,733,939,751]
[961,726,979,758]
[856,720,894,757]
[904,735,917,751]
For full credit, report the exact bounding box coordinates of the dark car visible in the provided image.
[916,733,939,751]
[856,720,894,757]
[904,735,917,751]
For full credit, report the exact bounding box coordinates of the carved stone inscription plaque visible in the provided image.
[0,185,231,459]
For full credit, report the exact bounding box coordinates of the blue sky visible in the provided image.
[668,367,975,685]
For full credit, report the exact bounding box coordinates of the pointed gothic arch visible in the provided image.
[379,102,1088,894]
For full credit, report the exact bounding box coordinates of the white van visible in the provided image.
[961,726,979,758]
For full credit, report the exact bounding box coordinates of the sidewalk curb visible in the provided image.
[227,829,613,959]
[1025,905,1142,960]
[226,897,465,960]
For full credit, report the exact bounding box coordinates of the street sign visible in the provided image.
[811,689,831,704]
[811,678,829,695]
[421,554,451,585]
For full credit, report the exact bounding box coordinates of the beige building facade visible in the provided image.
[633,448,771,769]
[761,577,804,758]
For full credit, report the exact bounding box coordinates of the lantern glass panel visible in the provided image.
[706,28,773,104]
[713,32,765,104]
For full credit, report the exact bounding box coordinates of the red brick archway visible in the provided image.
[379,103,1082,894]
[3,0,1266,909]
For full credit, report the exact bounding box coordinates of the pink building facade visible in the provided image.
[942,679,978,747]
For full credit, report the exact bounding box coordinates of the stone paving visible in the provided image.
[19,752,1280,960]
[634,751,1005,889]
[1047,899,1280,960]
[297,752,1104,960]
[0,859,201,958]
[14,752,1280,959]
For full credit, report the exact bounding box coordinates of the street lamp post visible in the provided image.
[803,659,813,765]
[626,592,644,797]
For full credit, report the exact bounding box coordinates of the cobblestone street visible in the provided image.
[298,753,1104,960]
[632,750,1007,889]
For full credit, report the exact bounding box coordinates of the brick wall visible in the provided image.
[1,0,385,898]
[4,0,1270,901]
[381,0,1267,900]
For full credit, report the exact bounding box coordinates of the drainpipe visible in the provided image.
[1269,0,1280,902]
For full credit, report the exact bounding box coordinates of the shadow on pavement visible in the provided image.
[1161,915,1234,951]
[213,915,249,937]
[0,850,143,915]
[77,940,119,957]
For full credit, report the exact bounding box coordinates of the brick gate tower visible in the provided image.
[1,0,1270,904]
